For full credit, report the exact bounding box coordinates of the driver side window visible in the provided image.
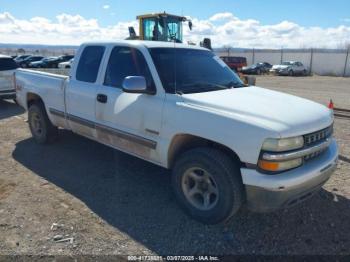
[104,46,155,91]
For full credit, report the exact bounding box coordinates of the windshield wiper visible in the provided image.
[179,82,230,94]
[225,80,246,88]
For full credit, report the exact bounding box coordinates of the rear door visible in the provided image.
[95,45,164,163]
[65,45,106,139]
[0,58,18,92]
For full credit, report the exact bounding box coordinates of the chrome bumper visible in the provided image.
[241,139,338,212]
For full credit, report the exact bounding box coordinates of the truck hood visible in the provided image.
[181,87,333,137]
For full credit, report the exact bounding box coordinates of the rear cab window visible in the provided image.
[76,46,105,83]
[0,58,18,71]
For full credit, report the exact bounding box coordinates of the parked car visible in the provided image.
[241,62,272,75]
[18,56,44,68]
[32,55,74,69]
[29,57,58,68]
[0,55,18,100]
[60,55,74,61]
[220,56,247,71]
[15,41,338,224]
[58,58,74,69]
[270,61,308,76]
[14,55,30,63]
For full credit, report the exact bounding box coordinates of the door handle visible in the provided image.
[97,94,108,103]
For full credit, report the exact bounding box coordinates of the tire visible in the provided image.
[256,69,261,75]
[303,70,307,76]
[172,147,244,224]
[28,102,58,144]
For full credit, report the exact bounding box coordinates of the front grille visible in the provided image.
[303,124,333,161]
[304,125,333,146]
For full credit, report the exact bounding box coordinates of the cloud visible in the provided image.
[102,5,110,9]
[209,12,235,22]
[0,11,349,48]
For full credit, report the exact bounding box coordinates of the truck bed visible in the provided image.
[15,69,68,117]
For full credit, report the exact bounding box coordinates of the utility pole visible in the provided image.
[280,47,283,64]
[310,48,314,75]
[344,47,349,77]
[252,48,255,65]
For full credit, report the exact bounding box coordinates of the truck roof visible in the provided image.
[81,40,208,50]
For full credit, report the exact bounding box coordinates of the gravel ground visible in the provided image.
[0,75,349,256]
[256,75,350,109]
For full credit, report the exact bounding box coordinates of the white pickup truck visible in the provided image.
[15,41,338,224]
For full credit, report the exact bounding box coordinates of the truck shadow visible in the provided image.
[0,99,25,120]
[12,131,350,255]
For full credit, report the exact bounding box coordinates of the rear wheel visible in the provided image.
[28,102,58,144]
[172,147,244,224]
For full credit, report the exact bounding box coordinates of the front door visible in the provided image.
[95,45,165,163]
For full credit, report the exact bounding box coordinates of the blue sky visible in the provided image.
[1,0,350,27]
[0,0,349,47]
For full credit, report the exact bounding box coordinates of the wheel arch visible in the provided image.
[167,134,242,169]
[27,92,44,108]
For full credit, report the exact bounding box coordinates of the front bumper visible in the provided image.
[241,139,338,212]
[270,69,288,75]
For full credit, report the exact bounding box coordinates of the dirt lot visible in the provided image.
[0,75,349,256]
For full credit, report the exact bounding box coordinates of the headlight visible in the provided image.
[258,158,303,172]
[259,136,304,172]
[262,136,304,152]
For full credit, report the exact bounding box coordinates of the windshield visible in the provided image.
[282,61,293,65]
[149,48,245,94]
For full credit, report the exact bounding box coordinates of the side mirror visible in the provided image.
[122,76,155,95]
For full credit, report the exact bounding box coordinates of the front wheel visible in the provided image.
[28,102,58,144]
[172,147,244,224]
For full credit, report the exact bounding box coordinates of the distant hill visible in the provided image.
[0,43,78,56]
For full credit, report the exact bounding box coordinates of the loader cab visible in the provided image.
[137,13,190,43]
